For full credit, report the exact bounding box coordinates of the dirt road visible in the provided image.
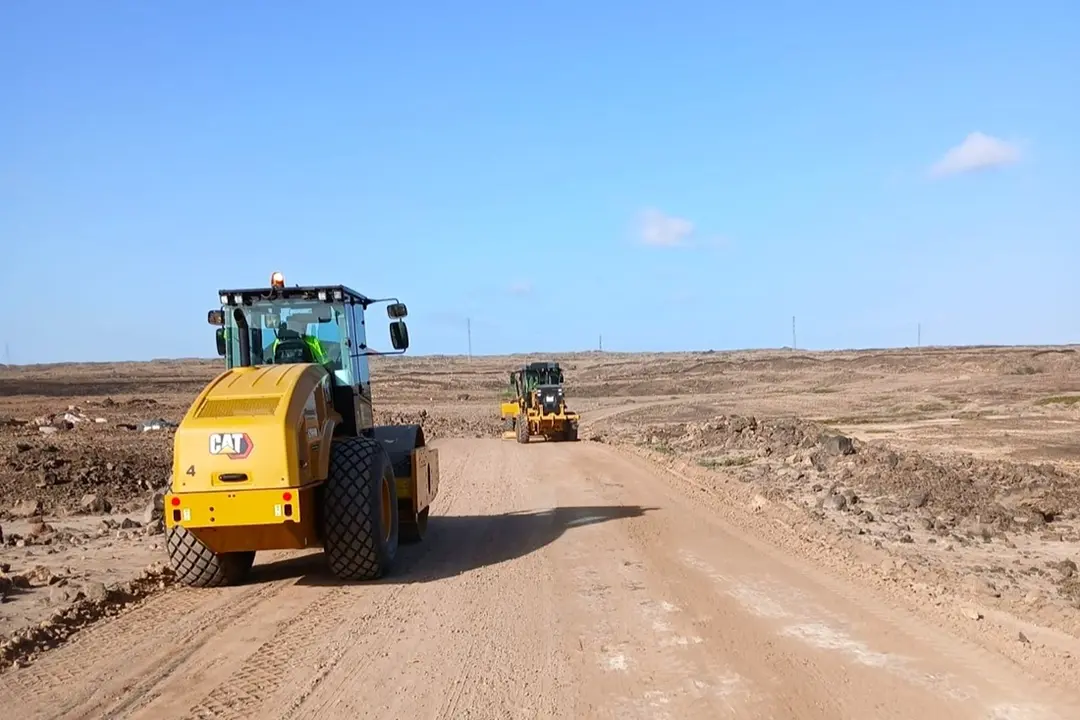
[3,438,1079,719]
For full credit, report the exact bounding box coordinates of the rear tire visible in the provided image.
[166,526,255,588]
[566,421,579,442]
[516,412,530,444]
[322,436,399,581]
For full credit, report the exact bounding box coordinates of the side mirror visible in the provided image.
[389,320,409,350]
[215,328,227,356]
[208,310,225,326]
[387,302,408,319]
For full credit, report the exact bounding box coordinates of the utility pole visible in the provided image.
[3,342,9,365]
[792,316,797,350]
[917,323,921,348]
[599,333,603,352]
[466,318,472,361]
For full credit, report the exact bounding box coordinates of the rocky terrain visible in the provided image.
[2,344,1079,669]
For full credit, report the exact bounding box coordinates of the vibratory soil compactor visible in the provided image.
[500,361,580,443]
[164,272,439,587]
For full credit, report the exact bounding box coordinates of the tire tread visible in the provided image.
[322,436,396,580]
[166,526,253,587]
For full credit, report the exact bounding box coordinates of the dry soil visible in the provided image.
[1,346,1079,718]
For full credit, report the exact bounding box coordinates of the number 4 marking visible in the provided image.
[186,465,196,476]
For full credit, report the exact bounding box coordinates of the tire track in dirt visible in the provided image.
[428,446,561,720]
[99,567,331,718]
[285,439,567,720]
[136,441,474,720]
[2,568,295,720]
[274,443,478,720]
[179,587,393,720]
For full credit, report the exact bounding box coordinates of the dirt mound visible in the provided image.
[629,414,1080,533]
[644,414,821,455]
[0,433,171,517]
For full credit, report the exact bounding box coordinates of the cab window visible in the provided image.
[225,300,353,385]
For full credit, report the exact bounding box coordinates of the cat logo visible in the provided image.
[208,432,253,459]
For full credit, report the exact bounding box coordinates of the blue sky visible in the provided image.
[2,1,1078,363]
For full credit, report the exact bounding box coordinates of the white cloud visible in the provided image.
[507,280,533,295]
[638,207,695,247]
[930,132,1022,177]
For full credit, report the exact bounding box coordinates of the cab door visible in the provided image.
[346,302,374,431]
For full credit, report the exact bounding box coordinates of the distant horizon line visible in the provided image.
[2,342,1077,369]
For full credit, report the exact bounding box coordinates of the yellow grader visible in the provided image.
[163,272,438,587]
[500,361,579,443]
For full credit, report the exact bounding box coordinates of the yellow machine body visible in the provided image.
[500,400,521,439]
[165,363,438,554]
[500,390,580,442]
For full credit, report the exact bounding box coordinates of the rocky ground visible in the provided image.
[1,345,1079,668]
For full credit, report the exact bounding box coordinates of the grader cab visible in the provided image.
[500,361,579,443]
[164,272,439,587]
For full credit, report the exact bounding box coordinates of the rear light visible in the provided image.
[170,496,181,507]
[283,491,293,501]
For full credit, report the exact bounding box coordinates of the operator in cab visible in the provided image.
[270,315,330,365]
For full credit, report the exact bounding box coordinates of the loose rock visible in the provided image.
[964,576,1001,598]
[77,494,111,514]
[823,493,848,511]
[82,581,108,603]
[821,434,855,456]
[48,584,81,605]
[142,491,165,526]
[10,499,43,518]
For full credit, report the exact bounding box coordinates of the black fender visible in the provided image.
[370,424,427,479]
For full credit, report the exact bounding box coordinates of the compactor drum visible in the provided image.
[499,361,580,443]
[164,272,439,587]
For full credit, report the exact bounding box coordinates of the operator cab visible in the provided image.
[527,362,566,414]
[512,361,566,413]
[526,361,564,387]
[207,271,410,436]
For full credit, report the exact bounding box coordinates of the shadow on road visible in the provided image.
[250,504,655,587]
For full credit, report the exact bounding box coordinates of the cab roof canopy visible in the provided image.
[218,284,376,308]
[526,361,561,371]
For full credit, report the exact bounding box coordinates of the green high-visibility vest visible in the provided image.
[272,335,329,364]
